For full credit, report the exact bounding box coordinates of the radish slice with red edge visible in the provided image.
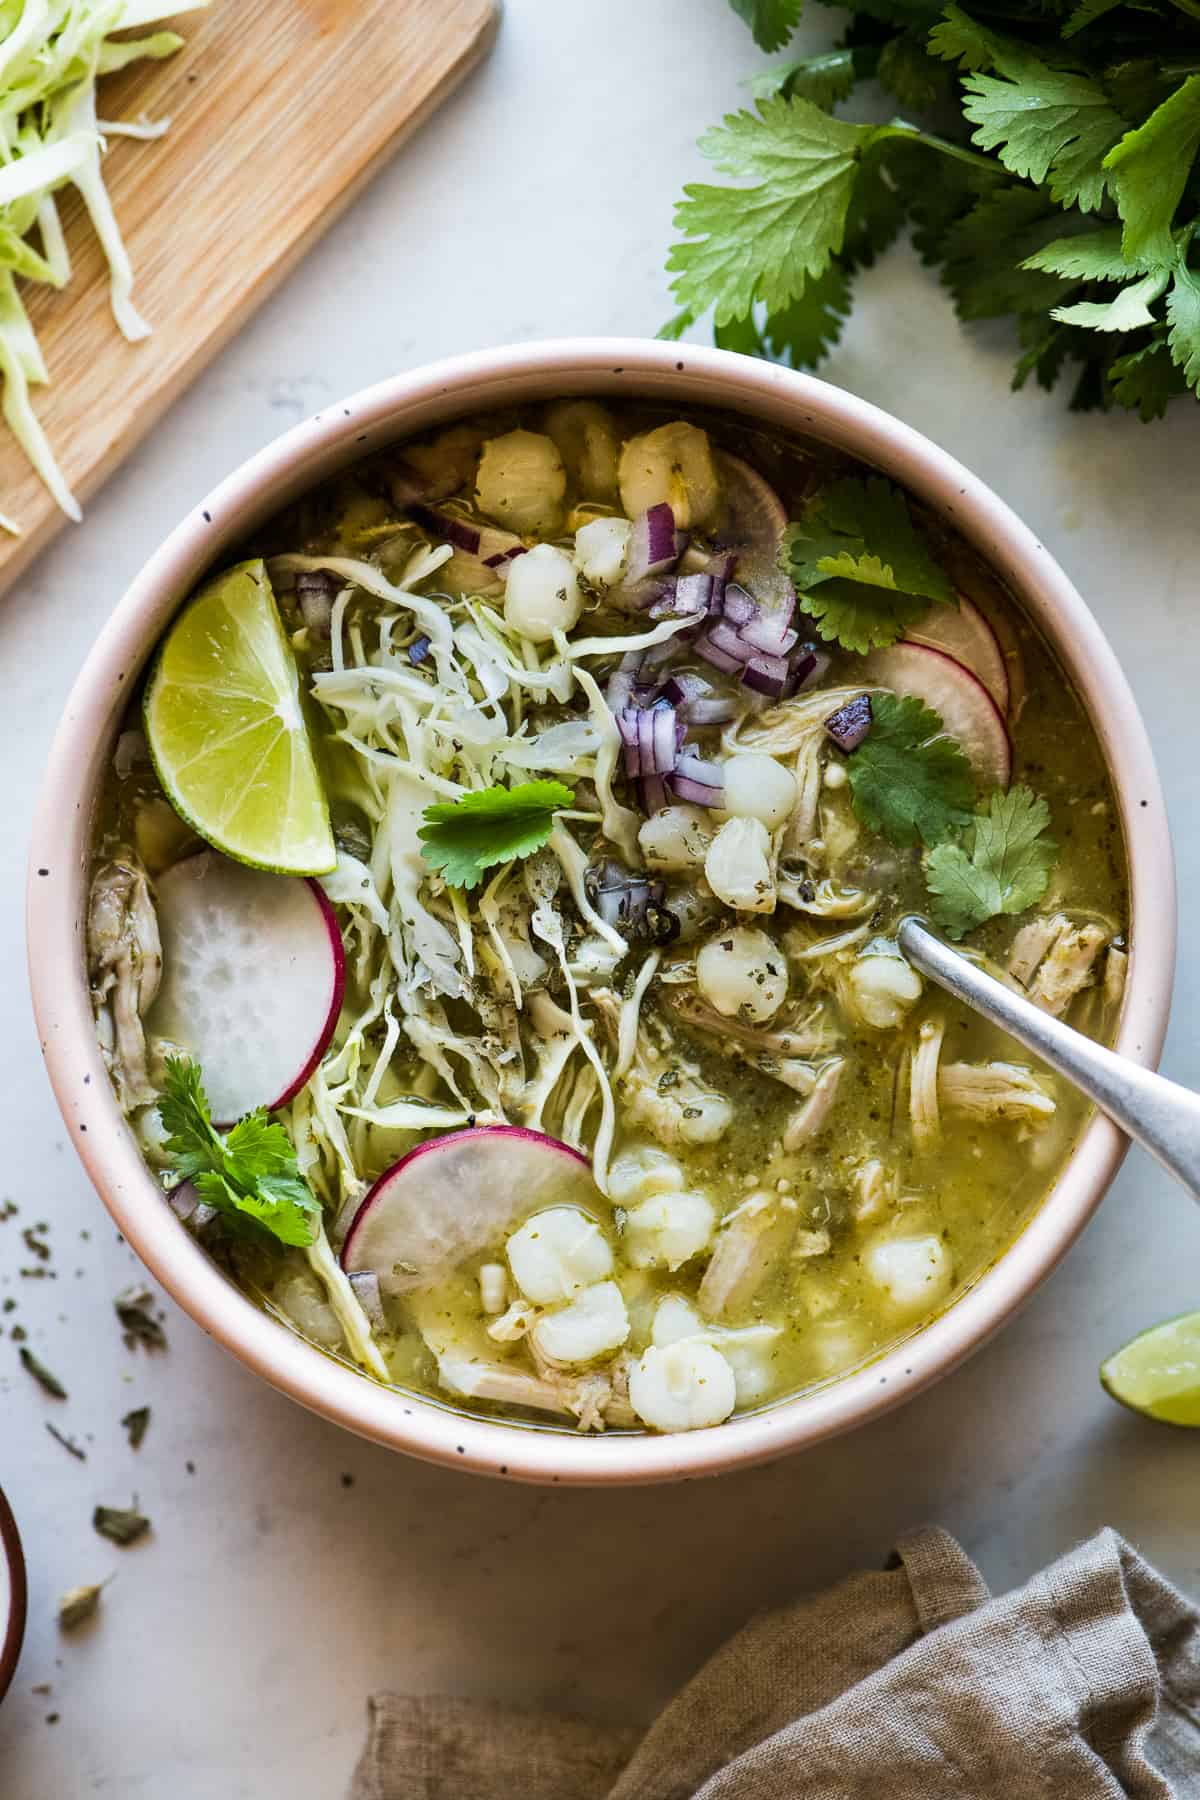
[341,1126,605,1297]
[714,451,794,612]
[904,592,1009,716]
[863,642,1012,790]
[148,851,345,1126]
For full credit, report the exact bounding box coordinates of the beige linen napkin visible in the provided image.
[350,1526,1200,1799]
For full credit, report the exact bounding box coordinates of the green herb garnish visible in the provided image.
[93,1503,150,1548]
[418,780,575,890]
[122,1406,151,1450]
[45,1422,86,1461]
[785,476,956,653]
[157,1058,320,1249]
[19,1345,67,1399]
[662,1,1200,420]
[926,787,1057,939]
[844,693,975,849]
[58,1583,106,1631]
[114,1285,167,1352]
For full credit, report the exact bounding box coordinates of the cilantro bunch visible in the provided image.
[664,0,1200,419]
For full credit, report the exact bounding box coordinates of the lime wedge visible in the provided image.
[144,559,335,876]
[1100,1311,1200,1426]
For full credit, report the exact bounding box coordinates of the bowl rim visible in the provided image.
[27,336,1176,1486]
[0,1484,26,1704]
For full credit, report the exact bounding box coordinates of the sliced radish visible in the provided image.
[864,642,1012,790]
[904,592,1009,715]
[149,851,345,1125]
[714,451,794,612]
[341,1126,604,1297]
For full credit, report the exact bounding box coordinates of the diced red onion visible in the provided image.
[695,636,745,675]
[825,692,873,751]
[668,751,725,807]
[674,751,724,788]
[408,633,432,666]
[658,671,710,710]
[652,703,678,775]
[670,775,722,806]
[742,653,792,697]
[640,773,669,814]
[722,583,758,626]
[409,503,481,555]
[790,647,831,694]
[705,619,752,661]
[626,503,687,585]
[739,613,798,656]
[651,572,712,621]
[617,708,642,774]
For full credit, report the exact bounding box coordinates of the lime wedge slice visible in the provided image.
[1100,1311,1200,1426]
[144,559,335,876]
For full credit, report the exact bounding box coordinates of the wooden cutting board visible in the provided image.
[0,0,498,592]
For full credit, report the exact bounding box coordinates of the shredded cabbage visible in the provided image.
[0,1,208,525]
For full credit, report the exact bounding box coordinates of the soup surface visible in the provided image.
[87,399,1128,1435]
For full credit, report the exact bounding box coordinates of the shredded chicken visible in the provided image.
[1007,912,1109,1017]
[909,1015,945,1151]
[851,1158,898,1225]
[939,1060,1056,1122]
[782,1059,845,1150]
[664,989,840,1059]
[1007,914,1063,988]
[1104,945,1128,1011]
[698,1190,795,1320]
[87,855,162,1111]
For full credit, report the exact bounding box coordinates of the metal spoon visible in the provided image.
[898,916,1200,1202]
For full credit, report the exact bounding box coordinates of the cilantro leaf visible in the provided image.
[157,1057,320,1248]
[925,787,1056,938]
[1022,227,1160,283]
[785,476,956,652]
[418,780,574,890]
[1108,336,1187,419]
[668,97,883,324]
[715,265,855,368]
[1166,261,1200,393]
[728,0,804,54]
[845,693,976,848]
[1104,75,1200,267]
[1052,267,1169,331]
[747,50,857,108]
[959,66,1125,214]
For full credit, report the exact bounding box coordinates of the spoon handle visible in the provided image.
[897,916,1200,1205]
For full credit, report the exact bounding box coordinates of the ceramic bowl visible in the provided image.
[27,338,1175,1485]
[0,1485,26,1703]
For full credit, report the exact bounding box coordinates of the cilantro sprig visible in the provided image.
[785,476,956,653]
[418,780,574,890]
[843,693,976,849]
[663,0,1200,420]
[926,787,1057,938]
[157,1058,320,1249]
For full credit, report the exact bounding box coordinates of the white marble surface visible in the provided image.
[2,1,1199,1793]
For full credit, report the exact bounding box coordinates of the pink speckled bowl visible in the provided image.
[27,339,1175,1486]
